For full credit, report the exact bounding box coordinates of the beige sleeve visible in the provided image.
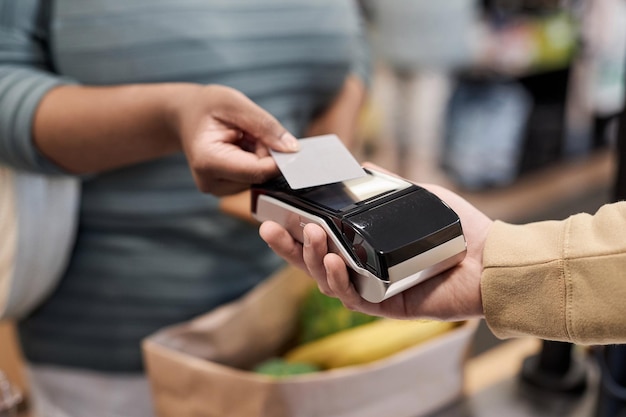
[481,201,626,345]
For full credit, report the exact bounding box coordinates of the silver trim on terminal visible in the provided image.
[253,194,466,303]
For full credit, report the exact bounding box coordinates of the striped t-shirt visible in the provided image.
[0,0,369,372]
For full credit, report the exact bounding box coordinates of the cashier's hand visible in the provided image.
[259,165,493,322]
[175,85,300,196]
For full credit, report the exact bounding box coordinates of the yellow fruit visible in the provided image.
[284,319,458,369]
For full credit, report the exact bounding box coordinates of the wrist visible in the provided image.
[158,83,205,151]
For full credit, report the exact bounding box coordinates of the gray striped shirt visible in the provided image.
[0,0,369,371]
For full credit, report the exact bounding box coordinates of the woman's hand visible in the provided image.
[171,84,299,195]
[259,164,493,321]
[34,83,299,196]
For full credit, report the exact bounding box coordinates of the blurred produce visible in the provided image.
[253,358,320,378]
[252,287,459,376]
[285,319,459,370]
[480,11,578,76]
[297,286,380,344]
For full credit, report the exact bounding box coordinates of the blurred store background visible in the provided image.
[356,0,626,358]
[350,2,626,415]
[359,0,624,201]
[2,1,626,416]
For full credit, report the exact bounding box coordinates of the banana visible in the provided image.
[284,319,458,369]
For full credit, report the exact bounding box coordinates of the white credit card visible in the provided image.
[270,134,366,190]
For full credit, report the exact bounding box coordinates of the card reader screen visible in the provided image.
[299,172,411,211]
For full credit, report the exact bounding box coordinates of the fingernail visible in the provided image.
[280,132,299,152]
[303,230,310,247]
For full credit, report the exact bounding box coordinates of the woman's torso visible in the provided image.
[18,0,363,372]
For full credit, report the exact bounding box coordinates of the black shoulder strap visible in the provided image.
[36,0,57,73]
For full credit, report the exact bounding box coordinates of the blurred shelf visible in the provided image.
[456,148,616,223]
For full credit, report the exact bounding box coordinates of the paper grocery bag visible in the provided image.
[146,266,314,370]
[143,266,477,417]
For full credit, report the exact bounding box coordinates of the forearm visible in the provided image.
[33,83,194,174]
[306,74,366,149]
[32,81,297,195]
[482,202,626,345]
[334,74,367,149]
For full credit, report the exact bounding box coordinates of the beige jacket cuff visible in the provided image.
[481,202,626,345]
